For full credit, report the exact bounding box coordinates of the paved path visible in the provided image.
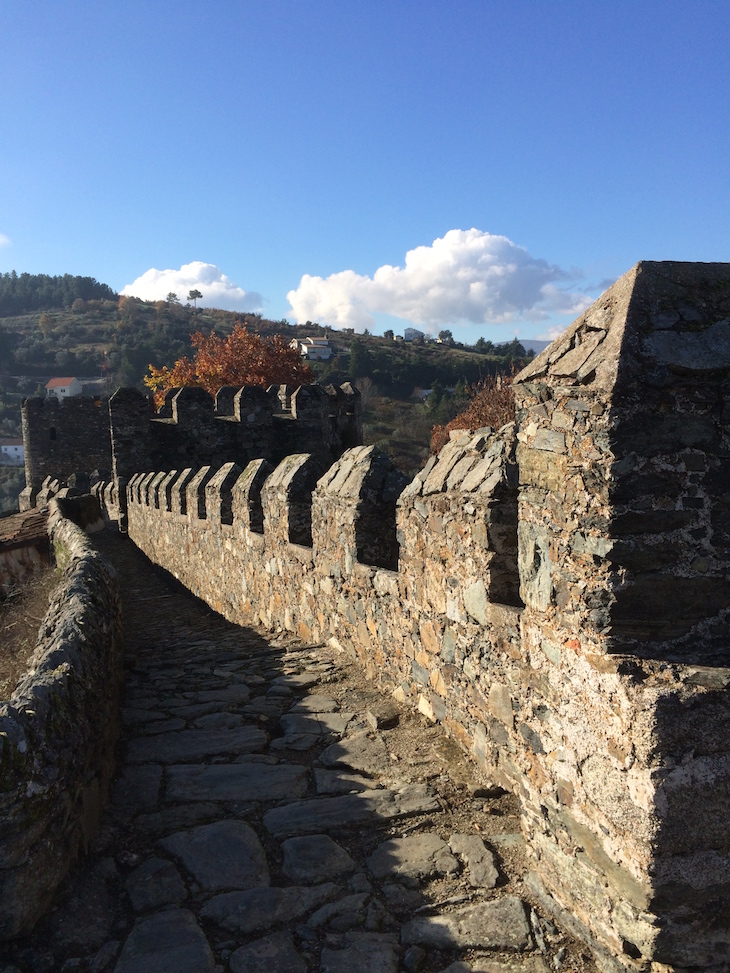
[2,529,594,973]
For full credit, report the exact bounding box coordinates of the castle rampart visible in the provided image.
[20,382,362,523]
[108,381,361,494]
[118,262,730,972]
[0,500,122,938]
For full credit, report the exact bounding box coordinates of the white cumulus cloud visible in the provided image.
[0,233,11,247]
[287,229,592,332]
[121,261,263,312]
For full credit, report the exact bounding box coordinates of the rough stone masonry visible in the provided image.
[31,261,730,972]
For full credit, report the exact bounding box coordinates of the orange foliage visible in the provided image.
[430,374,515,454]
[145,324,314,406]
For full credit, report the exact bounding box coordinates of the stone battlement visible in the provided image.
[20,382,362,518]
[116,261,730,972]
[108,381,361,489]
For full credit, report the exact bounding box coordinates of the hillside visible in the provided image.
[0,282,531,509]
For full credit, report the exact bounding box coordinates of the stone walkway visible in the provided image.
[1,529,595,973]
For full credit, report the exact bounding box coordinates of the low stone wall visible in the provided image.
[0,502,123,939]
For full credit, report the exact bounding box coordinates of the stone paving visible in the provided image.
[1,529,596,973]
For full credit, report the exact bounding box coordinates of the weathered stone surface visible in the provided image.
[463,957,550,973]
[366,701,400,730]
[112,909,214,973]
[125,858,187,912]
[448,834,499,888]
[320,932,399,973]
[40,857,118,952]
[307,891,370,930]
[112,765,162,812]
[314,769,379,795]
[133,803,220,836]
[0,508,124,940]
[282,835,356,883]
[319,731,389,776]
[159,820,269,891]
[263,786,439,837]
[126,726,266,764]
[401,897,531,950]
[273,712,352,750]
[290,694,339,713]
[229,932,306,973]
[165,761,308,802]
[200,883,338,935]
[367,834,459,886]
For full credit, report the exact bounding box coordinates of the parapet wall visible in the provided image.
[109,381,361,492]
[121,262,730,973]
[20,382,362,519]
[0,501,123,938]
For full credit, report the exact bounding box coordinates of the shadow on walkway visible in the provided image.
[2,527,592,973]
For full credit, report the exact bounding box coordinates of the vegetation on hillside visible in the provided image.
[0,273,534,482]
[430,374,515,454]
[145,325,314,406]
[0,272,116,317]
[0,469,25,516]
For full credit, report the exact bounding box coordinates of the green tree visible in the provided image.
[166,292,180,305]
[348,337,373,381]
[188,289,203,310]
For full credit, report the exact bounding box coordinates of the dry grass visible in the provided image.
[0,567,59,699]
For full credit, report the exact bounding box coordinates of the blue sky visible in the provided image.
[1,1,728,343]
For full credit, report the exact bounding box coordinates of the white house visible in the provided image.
[45,377,82,400]
[0,439,24,465]
[289,337,333,361]
[403,328,425,342]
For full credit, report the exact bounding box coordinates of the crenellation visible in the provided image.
[157,468,178,512]
[149,470,167,509]
[233,385,273,423]
[138,471,157,507]
[186,466,214,520]
[205,462,242,526]
[262,453,323,547]
[312,445,409,572]
[232,458,273,534]
[212,385,239,417]
[170,468,195,515]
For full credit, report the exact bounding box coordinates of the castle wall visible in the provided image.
[0,501,123,938]
[514,262,730,969]
[109,382,361,486]
[20,396,112,506]
[119,262,730,973]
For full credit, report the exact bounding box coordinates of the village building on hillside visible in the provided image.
[403,327,425,342]
[289,337,333,361]
[45,377,82,400]
[0,438,24,465]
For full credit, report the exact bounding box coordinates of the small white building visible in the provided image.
[403,328,425,342]
[45,377,82,400]
[289,337,333,361]
[0,439,24,465]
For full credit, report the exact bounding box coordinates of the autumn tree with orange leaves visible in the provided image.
[144,324,314,406]
[430,373,515,455]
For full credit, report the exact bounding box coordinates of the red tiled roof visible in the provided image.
[45,377,78,388]
[0,438,23,447]
[0,509,48,549]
